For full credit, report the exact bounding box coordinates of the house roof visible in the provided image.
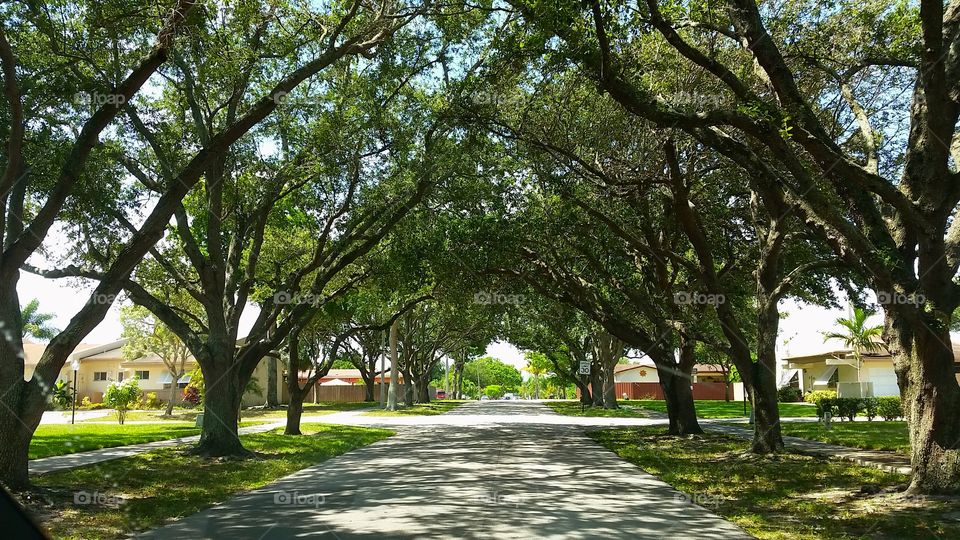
[22,341,99,365]
[614,362,724,373]
[785,342,960,365]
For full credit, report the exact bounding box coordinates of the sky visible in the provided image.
[18,271,879,373]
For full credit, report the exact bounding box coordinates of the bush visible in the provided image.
[141,392,163,409]
[484,385,505,399]
[182,386,201,407]
[49,379,72,410]
[777,386,803,403]
[833,397,861,421]
[876,396,903,420]
[104,378,142,424]
[861,397,878,421]
[804,390,837,419]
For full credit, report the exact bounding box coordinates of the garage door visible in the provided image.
[867,366,899,397]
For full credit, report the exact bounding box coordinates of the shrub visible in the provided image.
[182,385,201,407]
[861,397,878,421]
[141,391,163,409]
[484,385,505,399]
[876,397,903,421]
[104,378,142,424]
[804,390,837,418]
[77,396,106,410]
[49,379,72,410]
[833,397,861,421]
[777,386,803,403]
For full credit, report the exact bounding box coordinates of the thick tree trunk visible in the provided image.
[654,356,702,435]
[363,374,375,402]
[285,392,305,435]
[416,379,430,403]
[590,365,604,407]
[0,379,44,490]
[402,368,415,406]
[190,358,250,457]
[602,362,618,409]
[752,301,785,452]
[577,376,592,405]
[886,311,960,494]
[265,354,278,407]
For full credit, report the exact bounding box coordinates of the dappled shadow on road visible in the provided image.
[139,414,749,539]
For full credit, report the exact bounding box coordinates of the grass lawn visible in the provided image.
[544,401,647,418]
[363,400,466,416]
[29,424,392,539]
[82,402,375,423]
[590,427,958,539]
[31,421,268,460]
[778,421,910,454]
[629,400,818,418]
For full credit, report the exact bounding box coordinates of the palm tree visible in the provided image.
[822,306,884,385]
[21,299,58,341]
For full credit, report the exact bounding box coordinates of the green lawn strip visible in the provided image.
[32,424,393,540]
[628,400,818,418]
[544,401,646,418]
[776,421,910,454]
[31,421,270,460]
[590,427,957,539]
[363,400,465,416]
[82,402,374,424]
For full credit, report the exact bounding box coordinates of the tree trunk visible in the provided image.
[416,379,430,403]
[265,354,278,407]
[589,366,604,407]
[577,376,592,405]
[886,311,960,494]
[653,352,702,435]
[285,392,305,435]
[165,375,179,416]
[403,368,415,406]
[386,322,399,411]
[0,380,43,490]
[363,374,375,402]
[189,358,250,457]
[752,300,785,452]
[602,362,617,409]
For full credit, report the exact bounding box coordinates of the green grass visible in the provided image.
[629,400,818,418]
[544,401,647,418]
[81,402,375,423]
[30,424,201,460]
[363,400,465,416]
[32,421,269,459]
[778,421,910,454]
[590,427,958,539]
[31,424,393,539]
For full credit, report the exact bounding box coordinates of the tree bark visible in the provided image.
[402,367,415,406]
[386,321,399,410]
[753,294,785,452]
[165,373,179,416]
[416,379,431,403]
[285,394,304,435]
[265,354,278,407]
[577,377,592,405]
[886,310,960,494]
[589,365,604,407]
[189,356,250,457]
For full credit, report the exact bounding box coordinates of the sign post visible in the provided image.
[578,361,591,413]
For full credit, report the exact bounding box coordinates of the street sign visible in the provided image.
[578,361,591,375]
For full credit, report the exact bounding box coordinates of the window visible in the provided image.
[93,372,108,381]
[135,370,150,380]
[117,372,125,382]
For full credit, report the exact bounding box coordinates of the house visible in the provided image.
[784,343,960,398]
[23,339,284,407]
[610,361,734,400]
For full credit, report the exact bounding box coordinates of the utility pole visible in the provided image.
[386,320,399,410]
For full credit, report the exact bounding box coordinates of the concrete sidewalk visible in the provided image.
[140,401,750,539]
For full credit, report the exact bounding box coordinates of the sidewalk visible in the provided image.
[707,423,912,475]
[642,409,911,475]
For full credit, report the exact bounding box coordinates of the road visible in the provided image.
[139,401,750,539]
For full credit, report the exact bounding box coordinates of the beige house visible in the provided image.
[23,339,284,407]
[784,343,960,398]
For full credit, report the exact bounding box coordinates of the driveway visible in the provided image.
[140,401,750,539]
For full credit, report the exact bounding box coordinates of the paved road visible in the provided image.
[140,401,750,539]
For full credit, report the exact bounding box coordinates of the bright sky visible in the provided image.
[19,272,877,370]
